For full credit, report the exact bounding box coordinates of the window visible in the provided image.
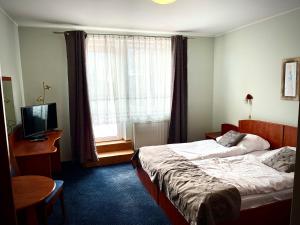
[86,35,172,140]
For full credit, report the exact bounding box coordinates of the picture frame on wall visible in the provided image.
[281,57,300,101]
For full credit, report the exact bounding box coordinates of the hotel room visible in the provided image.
[0,0,300,225]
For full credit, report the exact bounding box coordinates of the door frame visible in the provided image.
[290,100,300,225]
[0,75,17,224]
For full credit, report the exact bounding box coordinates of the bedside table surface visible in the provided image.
[205,131,222,140]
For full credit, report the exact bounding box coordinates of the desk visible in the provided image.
[10,130,63,177]
[13,175,55,225]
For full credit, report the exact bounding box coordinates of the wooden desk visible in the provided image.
[10,130,63,177]
[13,175,55,225]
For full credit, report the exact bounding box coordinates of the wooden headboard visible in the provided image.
[238,120,297,149]
[283,125,298,147]
[221,123,239,135]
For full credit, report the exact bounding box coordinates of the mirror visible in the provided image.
[2,76,16,133]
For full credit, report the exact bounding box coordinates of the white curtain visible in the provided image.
[86,34,172,138]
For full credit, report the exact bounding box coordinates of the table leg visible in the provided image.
[17,206,39,225]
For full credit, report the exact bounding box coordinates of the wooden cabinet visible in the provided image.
[205,123,239,141]
[205,131,221,140]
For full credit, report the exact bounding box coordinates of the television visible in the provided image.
[21,103,58,138]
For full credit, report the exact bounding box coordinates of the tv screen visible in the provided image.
[47,103,58,130]
[21,103,58,138]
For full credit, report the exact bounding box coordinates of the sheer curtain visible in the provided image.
[86,35,172,139]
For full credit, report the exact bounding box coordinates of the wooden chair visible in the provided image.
[8,131,66,225]
[38,180,65,225]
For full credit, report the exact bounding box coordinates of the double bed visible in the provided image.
[132,120,297,225]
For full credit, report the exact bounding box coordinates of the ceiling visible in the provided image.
[1,0,300,36]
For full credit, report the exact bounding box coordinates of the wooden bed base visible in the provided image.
[134,120,297,225]
[136,166,291,225]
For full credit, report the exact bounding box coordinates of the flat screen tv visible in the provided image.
[21,103,58,138]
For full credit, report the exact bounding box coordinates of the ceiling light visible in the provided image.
[152,0,176,5]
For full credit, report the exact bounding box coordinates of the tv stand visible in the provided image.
[29,134,48,142]
[9,129,63,177]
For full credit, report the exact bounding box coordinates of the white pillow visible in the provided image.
[216,133,270,153]
[287,146,296,151]
[237,134,270,153]
[216,136,222,142]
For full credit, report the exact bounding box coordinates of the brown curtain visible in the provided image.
[64,31,98,163]
[168,35,188,144]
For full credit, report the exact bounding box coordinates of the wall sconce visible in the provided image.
[245,94,253,119]
[36,81,52,104]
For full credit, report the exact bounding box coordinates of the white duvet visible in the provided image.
[192,154,294,196]
[141,140,294,197]
[167,139,248,160]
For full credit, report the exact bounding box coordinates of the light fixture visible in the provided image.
[152,0,176,5]
[245,94,253,119]
[36,81,52,104]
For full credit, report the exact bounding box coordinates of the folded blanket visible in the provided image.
[136,145,241,225]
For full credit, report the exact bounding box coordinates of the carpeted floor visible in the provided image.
[49,162,171,225]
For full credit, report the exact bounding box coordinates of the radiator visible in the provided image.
[133,121,169,150]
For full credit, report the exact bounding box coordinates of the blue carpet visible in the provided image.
[49,162,171,225]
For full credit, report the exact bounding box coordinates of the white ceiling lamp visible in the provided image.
[152,0,176,5]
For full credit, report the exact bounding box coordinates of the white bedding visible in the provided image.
[140,140,295,210]
[191,154,294,196]
[142,142,294,197]
[167,139,249,160]
[241,188,293,210]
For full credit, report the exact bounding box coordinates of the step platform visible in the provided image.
[84,140,134,167]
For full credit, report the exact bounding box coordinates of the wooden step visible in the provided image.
[84,149,134,167]
[96,140,133,153]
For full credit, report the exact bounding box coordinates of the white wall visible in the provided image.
[188,38,214,140]
[0,9,24,122]
[213,9,300,129]
[18,27,72,161]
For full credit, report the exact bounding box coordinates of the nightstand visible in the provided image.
[205,131,221,140]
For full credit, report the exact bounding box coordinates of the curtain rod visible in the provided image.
[53,31,195,39]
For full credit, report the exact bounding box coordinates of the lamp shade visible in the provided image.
[245,94,253,100]
[152,0,176,4]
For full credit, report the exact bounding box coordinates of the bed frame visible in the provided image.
[134,120,297,225]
